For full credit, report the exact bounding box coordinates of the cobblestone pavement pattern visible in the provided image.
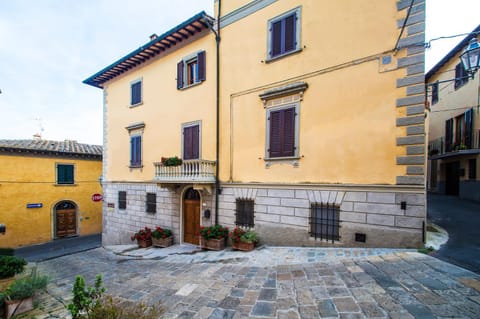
[31,246,480,318]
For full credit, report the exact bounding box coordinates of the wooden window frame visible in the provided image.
[130,78,142,106]
[56,163,75,185]
[177,51,206,89]
[265,103,300,160]
[267,7,302,61]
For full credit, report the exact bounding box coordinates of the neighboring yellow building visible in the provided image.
[0,139,103,248]
[426,25,480,201]
[85,0,426,248]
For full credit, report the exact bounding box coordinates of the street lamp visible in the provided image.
[460,37,480,78]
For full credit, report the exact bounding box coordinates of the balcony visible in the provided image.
[153,159,216,183]
[429,129,480,159]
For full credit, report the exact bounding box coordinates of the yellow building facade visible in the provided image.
[0,140,103,248]
[427,26,480,201]
[86,0,426,248]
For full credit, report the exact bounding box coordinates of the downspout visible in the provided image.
[214,0,221,225]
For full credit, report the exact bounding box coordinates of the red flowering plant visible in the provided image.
[229,227,246,244]
[229,227,258,244]
[152,226,172,239]
[130,227,152,241]
[199,224,229,240]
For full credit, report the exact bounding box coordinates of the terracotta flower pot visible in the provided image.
[231,241,255,252]
[152,236,173,248]
[137,238,152,248]
[5,296,34,319]
[199,237,226,251]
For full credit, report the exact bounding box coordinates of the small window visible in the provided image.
[267,7,301,60]
[235,199,255,227]
[130,80,142,105]
[267,104,298,158]
[130,135,142,167]
[469,159,477,180]
[146,193,156,213]
[118,191,127,210]
[310,203,340,242]
[177,51,206,89]
[431,82,439,105]
[454,63,468,90]
[57,164,74,185]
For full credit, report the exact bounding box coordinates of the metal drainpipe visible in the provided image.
[214,0,221,225]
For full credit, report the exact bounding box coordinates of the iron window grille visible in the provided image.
[235,199,255,228]
[146,193,156,214]
[118,191,127,210]
[310,203,340,242]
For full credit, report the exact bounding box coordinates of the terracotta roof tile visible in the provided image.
[0,139,102,157]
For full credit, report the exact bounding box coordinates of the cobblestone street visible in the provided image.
[32,246,480,318]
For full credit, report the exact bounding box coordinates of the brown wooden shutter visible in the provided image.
[271,20,282,57]
[183,125,199,160]
[197,51,206,82]
[269,110,282,157]
[284,13,296,52]
[177,61,184,89]
[445,118,453,152]
[465,108,473,148]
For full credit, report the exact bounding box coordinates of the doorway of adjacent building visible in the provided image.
[183,188,200,245]
[55,201,77,238]
[445,161,460,196]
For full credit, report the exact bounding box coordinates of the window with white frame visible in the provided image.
[267,7,301,60]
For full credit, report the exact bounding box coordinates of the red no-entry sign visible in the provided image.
[91,193,103,202]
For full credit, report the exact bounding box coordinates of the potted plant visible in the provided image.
[230,227,258,252]
[2,270,49,319]
[199,224,229,251]
[161,156,183,167]
[151,226,173,248]
[130,227,152,248]
[0,256,27,292]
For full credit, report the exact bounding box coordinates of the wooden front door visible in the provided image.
[55,202,77,237]
[183,188,200,245]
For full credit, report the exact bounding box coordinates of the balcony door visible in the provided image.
[183,188,200,245]
[183,124,200,160]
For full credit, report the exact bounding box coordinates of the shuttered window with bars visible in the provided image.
[146,193,156,214]
[310,203,340,242]
[118,191,127,210]
[267,7,301,60]
[235,199,255,228]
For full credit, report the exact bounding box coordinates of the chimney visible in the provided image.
[149,33,158,41]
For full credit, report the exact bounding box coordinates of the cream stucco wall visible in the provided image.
[104,32,216,182]
[219,0,410,184]
[0,154,102,248]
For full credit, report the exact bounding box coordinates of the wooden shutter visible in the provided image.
[284,13,296,53]
[269,110,282,157]
[177,61,184,89]
[131,82,141,105]
[465,108,473,148]
[130,136,142,166]
[57,165,73,184]
[432,82,439,104]
[183,125,199,160]
[271,20,282,57]
[197,51,206,82]
[445,118,453,152]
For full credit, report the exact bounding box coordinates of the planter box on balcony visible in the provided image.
[152,236,173,248]
[199,237,226,251]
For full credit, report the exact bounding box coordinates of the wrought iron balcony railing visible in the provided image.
[428,129,480,158]
[153,159,216,183]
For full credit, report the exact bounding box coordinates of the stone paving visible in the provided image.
[30,245,480,318]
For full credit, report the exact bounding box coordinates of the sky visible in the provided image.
[0,0,479,145]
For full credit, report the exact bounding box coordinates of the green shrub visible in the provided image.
[67,275,105,319]
[4,272,49,301]
[0,248,14,256]
[0,256,26,279]
[89,295,164,319]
